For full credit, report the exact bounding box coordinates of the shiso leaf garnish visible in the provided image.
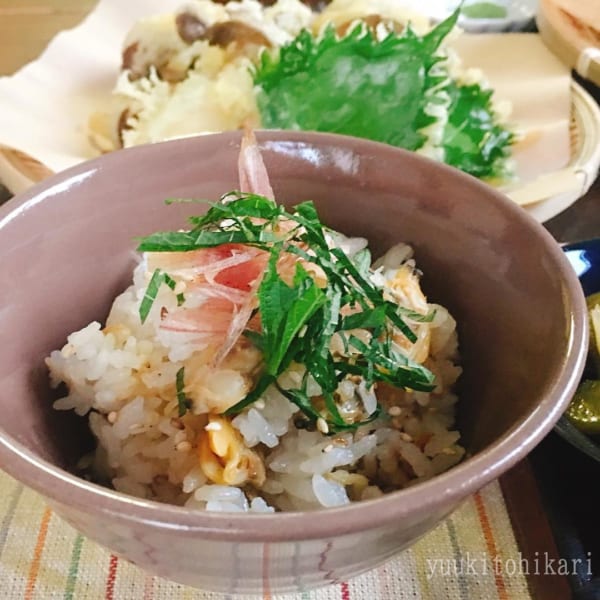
[138,193,436,431]
[139,269,165,324]
[253,9,513,179]
[442,82,514,179]
[175,366,192,417]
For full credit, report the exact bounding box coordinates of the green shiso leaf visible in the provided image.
[254,8,513,180]
[175,366,191,417]
[254,12,458,151]
[259,255,327,376]
[139,268,164,324]
[163,273,185,306]
[442,82,514,179]
[138,268,185,323]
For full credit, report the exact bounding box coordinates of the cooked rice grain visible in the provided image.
[47,245,464,512]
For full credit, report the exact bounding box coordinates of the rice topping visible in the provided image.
[46,133,465,512]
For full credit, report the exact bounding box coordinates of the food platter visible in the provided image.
[0,0,599,222]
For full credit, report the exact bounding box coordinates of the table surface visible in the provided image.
[0,2,599,599]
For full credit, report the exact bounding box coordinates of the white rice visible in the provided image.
[46,240,465,512]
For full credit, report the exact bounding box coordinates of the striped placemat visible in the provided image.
[0,469,534,599]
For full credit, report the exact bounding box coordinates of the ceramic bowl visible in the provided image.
[0,131,588,593]
[555,238,600,462]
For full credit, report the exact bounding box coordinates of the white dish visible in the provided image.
[0,0,597,223]
[424,0,538,32]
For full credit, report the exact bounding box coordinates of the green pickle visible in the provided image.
[566,294,600,434]
[585,292,600,309]
[567,380,600,434]
[586,292,600,372]
[462,3,507,19]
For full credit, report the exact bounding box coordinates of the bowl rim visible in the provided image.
[0,130,589,541]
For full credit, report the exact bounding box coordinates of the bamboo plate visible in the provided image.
[505,80,600,222]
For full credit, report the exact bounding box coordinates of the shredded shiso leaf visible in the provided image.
[253,10,513,180]
[175,366,192,417]
[138,193,436,432]
[139,268,185,324]
[443,82,514,179]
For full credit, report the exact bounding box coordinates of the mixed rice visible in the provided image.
[46,134,464,512]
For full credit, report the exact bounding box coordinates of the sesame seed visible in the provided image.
[323,444,334,453]
[129,423,141,431]
[176,441,192,452]
[254,399,265,410]
[388,406,402,417]
[107,411,118,424]
[316,418,329,434]
[400,432,413,442]
[205,422,222,432]
[442,447,456,455]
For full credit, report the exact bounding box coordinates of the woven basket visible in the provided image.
[537,0,600,86]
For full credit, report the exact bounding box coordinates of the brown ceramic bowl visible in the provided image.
[0,131,588,593]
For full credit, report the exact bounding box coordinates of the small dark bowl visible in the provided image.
[556,238,600,462]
